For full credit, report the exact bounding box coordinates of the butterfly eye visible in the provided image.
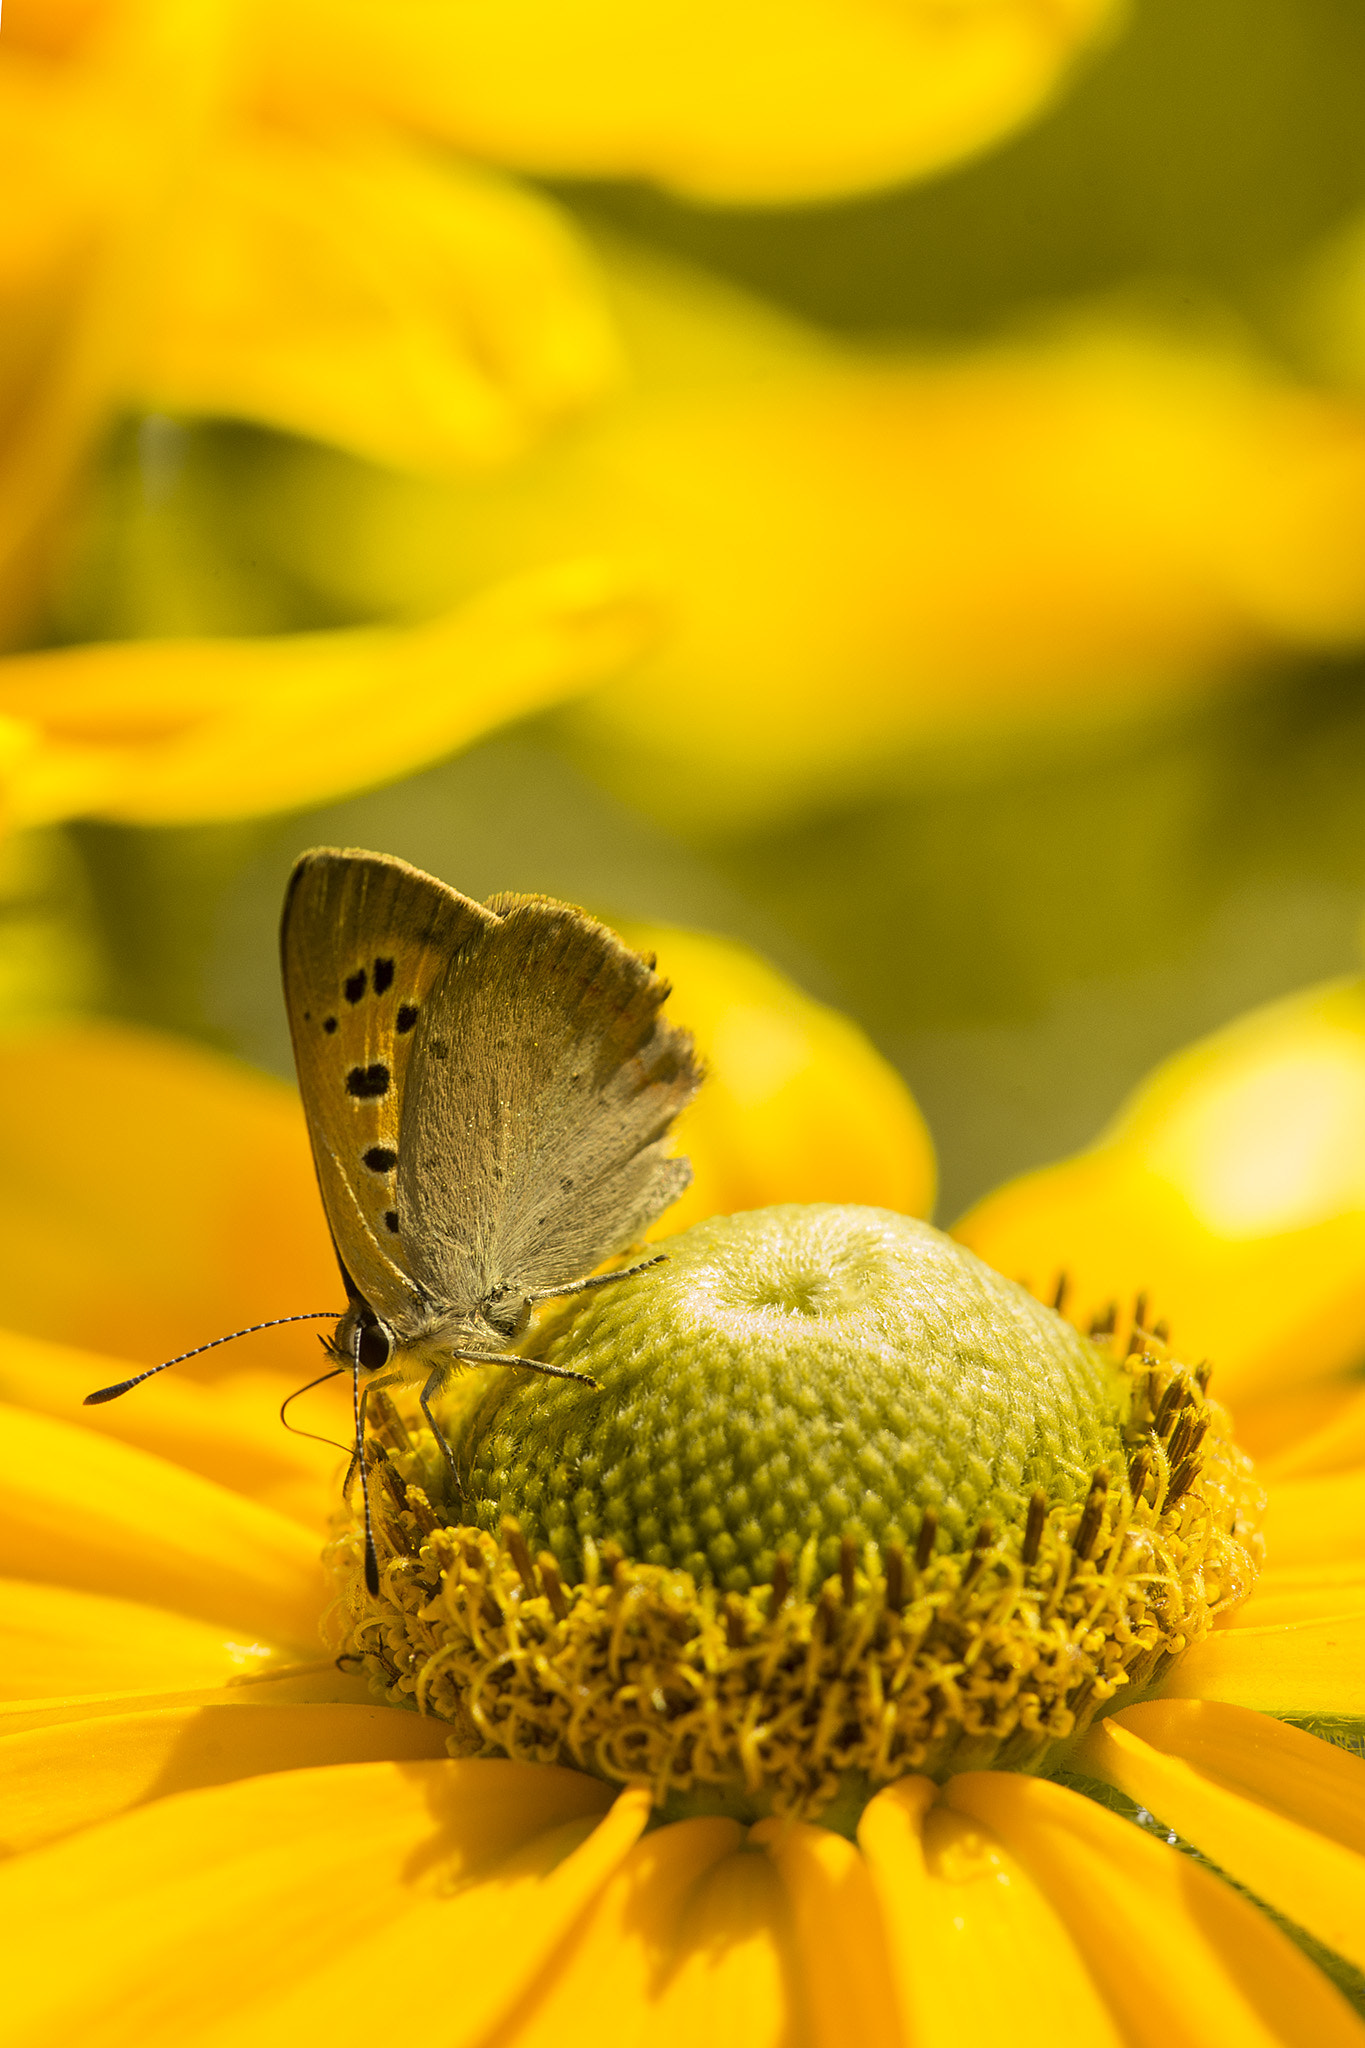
[357,1322,392,1371]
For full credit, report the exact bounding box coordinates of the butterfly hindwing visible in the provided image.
[394,891,702,1309]
[280,848,496,1334]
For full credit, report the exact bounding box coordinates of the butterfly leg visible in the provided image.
[525,1253,667,1305]
[449,1349,601,1389]
[419,1370,462,1477]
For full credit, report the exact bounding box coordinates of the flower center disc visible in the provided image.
[329,1206,1263,1826]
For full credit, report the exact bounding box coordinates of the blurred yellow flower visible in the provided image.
[248,0,1122,206]
[956,975,1365,1413]
[0,0,1118,633]
[0,559,660,827]
[270,250,1365,829]
[1,940,1364,2041]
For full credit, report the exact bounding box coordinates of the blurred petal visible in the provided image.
[250,0,1121,204]
[626,922,935,1233]
[1163,1612,1365,1714]
[0,1699,450,1852]
[0,1578,298,1701]
[137,129,621,472]
[949,1770,1365,2048]
[1252,1381,1365,1482]
[0,1758,630,2048]
[0,1328,339,1525]
[0,1404,326,1645]
[957,979,1365,1403]
[0,1021,333,1371]
[1230,1560,1365,1626]
[858,1779,1123,2048]
[0,560,660,825]
[632,1841,800,2048]
[294,259,1365,831]
[1080,1703,1365,1973]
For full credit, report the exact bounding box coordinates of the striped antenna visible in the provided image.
[83,1313,342,1405]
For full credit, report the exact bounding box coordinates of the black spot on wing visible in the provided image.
[344,969,367,1003]
[384,1210,400,1234]
[323,1017,337,1034]
[346,1063,390,1099]
[373,957,395,995]
[396,1004,418,1034]
[363,1146,397,1172]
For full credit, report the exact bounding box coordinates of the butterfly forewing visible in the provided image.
[394,893,702,1309]
[281,848,496,1332]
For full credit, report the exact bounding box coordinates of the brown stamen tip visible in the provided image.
[1152,1319,1170,1345]
[1022,1488,1047,1567]
[839,1533,857,1605]
[770,1551,792,1610]
[883,1543,906,1614]
[1165,1457,1198,1511]
[537,1551,570,1621]
[501,1516,538,1595]
[961,1518,996,1587]
[724,1594,748,1649]
[480,1588,503,1630]
[1132,1291,1148,1334]
[1194,1360,1212,1392]
[815,1586,838,1642]
[368,1388,412,1455]
[1051,1270,1070,1314]
[1153,1377,1184,1437]
[1127,1448,1152,1502]
[914,1509,938,1572]
[1074,1469,1110,1561]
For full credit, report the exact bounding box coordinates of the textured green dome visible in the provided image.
[451,1204,1129,1592]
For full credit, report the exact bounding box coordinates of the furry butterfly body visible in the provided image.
[280,848,703,1433]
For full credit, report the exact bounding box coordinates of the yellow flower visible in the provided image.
[2,929,1364,2043]
[265,247,1365,830]
[0,0,1120,831]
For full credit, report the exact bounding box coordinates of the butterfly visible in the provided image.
[279,847,702,1549]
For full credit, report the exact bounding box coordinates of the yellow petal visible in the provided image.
[0,1021,331,1371]
[137,128,620,472]
[753,1815,901,2048]
[0,1665,378,1734]
[1262,1470,1365,1565]
[0,559,659,825]
[1253,1381,1365,1482]
[949,1770,1365,2048]
[0,1698,452,1853]
[1080,1703,1365,1972]
[644,1837,801,2048]
[857,1778,1122,2048]
[1160,1612,1365,1715]
[0,1757,628,2048]
[957,979,1365,1404]
[1229,1561,1365,1628]
[251,0,1121,204]
[622,923,934,1233]
[483,1816,745,2048]
[0,1404,326,1646]
[0,1328,339,1525]
[0,1578,297,1701]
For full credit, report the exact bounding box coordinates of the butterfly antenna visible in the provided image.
[83,1313,343,1406]
[352,1327,380,1597]
[279,1364,351,1456]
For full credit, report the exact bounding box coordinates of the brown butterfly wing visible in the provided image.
[280,847,496,1336]
[393,893,702,1308]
